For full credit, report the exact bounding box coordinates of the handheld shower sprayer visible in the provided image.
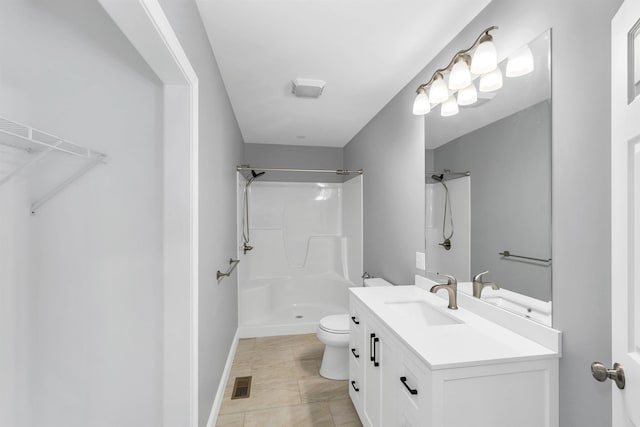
[431,173,453,250]
[242,169,266,253]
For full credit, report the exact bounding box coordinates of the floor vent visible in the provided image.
[231,376,252,400]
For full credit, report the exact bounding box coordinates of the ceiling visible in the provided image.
[195,0,491,147]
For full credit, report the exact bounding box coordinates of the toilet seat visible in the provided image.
[319,314,349,334]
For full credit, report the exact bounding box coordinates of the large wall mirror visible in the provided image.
[424,30,552,325]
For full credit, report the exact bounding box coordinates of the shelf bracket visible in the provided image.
[0,141,63,187]
[30,154,107,215]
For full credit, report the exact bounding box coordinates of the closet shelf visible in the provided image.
[0,116,107,214]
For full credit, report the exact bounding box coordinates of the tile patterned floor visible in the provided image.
[216,334,363,427]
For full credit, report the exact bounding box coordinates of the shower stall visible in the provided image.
[236,166,363,337]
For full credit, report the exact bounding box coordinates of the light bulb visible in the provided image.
[457,83,478,106]
[448,55,471,90]
[429,74,449,104]
[440,96,459,117]
[506,45,534,77]
[479,66,503,92]
[471,39,497,74]
[412,88,431,115]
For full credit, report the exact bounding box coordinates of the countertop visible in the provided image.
[350,285,560,370]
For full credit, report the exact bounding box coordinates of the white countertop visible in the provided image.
[350,285,560,370]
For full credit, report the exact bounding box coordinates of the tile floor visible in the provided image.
[216,333,363,427]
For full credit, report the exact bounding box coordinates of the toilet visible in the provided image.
[317,277,393,380]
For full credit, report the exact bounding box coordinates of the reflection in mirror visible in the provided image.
[424,30,551,325]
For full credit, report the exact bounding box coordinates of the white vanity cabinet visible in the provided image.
[349,288,560,427]
[349,296,401,426]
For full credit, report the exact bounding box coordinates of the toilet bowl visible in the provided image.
[317,278,393,380]
[317,314,350,380]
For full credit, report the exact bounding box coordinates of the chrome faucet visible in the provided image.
[472,270,499,298]
[430,273,458,310]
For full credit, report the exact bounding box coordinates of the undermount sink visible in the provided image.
[384,300,462,327]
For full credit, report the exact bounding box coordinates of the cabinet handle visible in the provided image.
[351,348,360,358]
[370,333,376,362]
[373,337,380,367]
[351,380,360,392]
[400,376,418,395]
[351,316,360,325]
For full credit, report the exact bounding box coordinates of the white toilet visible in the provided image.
[317,278,393,380]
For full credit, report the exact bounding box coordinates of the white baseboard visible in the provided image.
[206,329,239,427]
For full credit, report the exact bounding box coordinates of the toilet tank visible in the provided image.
[363,278,393,287]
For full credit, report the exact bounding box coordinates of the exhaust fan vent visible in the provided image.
[292,78,325,98]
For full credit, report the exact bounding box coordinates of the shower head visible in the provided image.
[246,170,266,187]
[431,174,444,182]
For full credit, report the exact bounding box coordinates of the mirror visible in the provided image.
[424,30,552,324]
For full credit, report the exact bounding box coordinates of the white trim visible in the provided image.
[97,1,199,425]
[206,329,240,427]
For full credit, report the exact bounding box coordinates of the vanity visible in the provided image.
[348,281,560,427]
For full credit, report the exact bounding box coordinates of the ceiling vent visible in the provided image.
[292,78,325,98]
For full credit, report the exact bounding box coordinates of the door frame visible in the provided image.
[97,1,200,425]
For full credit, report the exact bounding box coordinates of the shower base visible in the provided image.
[238,303,346,338]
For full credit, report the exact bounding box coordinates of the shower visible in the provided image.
[431,174,454,250]
[242,169,265,253]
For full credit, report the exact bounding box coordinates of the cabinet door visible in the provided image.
[363,317,397,427]
[394,349,431,427]
[362,319,381,427]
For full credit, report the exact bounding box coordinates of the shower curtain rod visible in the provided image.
[237,165,363,175]
[426,170,470,176]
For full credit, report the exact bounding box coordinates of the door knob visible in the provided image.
[591,361,625,389]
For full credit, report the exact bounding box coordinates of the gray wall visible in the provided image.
[434,101,552,301]
[158,2,245,426]
[244,143,345,182]
[345,0,621,425]
[343,92,425,285]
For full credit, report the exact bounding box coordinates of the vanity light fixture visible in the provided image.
[441,96,459,117]
[457,83,478,106]
[448,54,472,90]
[506,45,534,77]
[479,66,503,92]
[412,30,537,117]
[412,26,499,117]
[412,87,431,115]
[470,31,498,74]
[428,72,449,105]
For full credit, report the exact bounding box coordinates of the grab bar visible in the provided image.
[217,258,240,280]
[499,250,551,264]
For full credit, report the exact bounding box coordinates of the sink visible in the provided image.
[384,300,462,327]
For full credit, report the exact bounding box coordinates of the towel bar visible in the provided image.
[217,258,240,280]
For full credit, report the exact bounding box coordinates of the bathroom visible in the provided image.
[0,0,629,426]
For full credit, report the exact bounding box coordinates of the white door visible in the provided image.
[611,1,640,425]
